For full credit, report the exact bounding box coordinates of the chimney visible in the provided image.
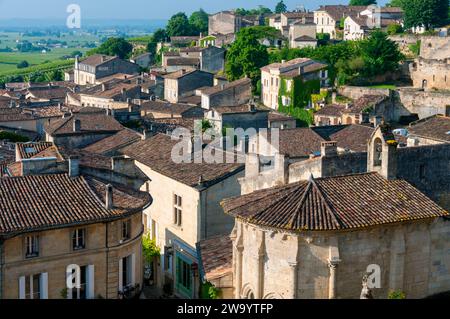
[299,65,305,74]
[321,141,337,157]
[142,130,148,140]
[332,92,337,104]
[221,84,225,90]
[105,184,113,209]
[69,155,80,177]
[281,59,286,64]
[73,119,81,132]
[345,103,351,110]
[9,100,16,108]
[58,103,63,111]
[102,83,107,92]
[181,69,186,75]
[101,55,106,63]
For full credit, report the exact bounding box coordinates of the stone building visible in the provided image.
[73,55,140,86]
[314,95,392,126]
[208,11,263,36]
[140,100,204,119]
[261,58,328,110]
[120,133,245,299]
[215,125,450,299]
[164,69,214,103]
[200,78,252,110]
[407,115,450,146]
[44,109,124,149]
[79,81,142,110]
[410,37,450,91]
[0,168,151,299]
[204,103,270,134]
[288,20,317,49]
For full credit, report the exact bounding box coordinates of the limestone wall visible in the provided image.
[234,218,450,299]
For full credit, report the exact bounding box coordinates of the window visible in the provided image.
[176,254,192,296]
[20,273,47,299]
[173,194,182,227]
[72,229,86,250]
[122,220,131,241]
[70,266,87,299]
[25,235,39,258]
[120,255,134,290]
[25,274,40,299]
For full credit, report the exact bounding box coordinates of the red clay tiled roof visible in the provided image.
[0,174,151,236]
[197,235,232,281]
[222,173,448,232]
[121,133,244,188]
[82,129,141,155]
[45,112,123,136]
[329,125,374,153]
[408,115,450,143]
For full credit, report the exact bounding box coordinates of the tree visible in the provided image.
[225,28,269,86]
[189,9,209,34]
[386,23,404,34]
[388,0,405,7]
[359,31,403,77]
[70,50,83,58]
[152,28,168,42]
[403,0,449,30]
[349,0,377,5]
[275,1,288,13]
[17,60,29,69]
[89,37,133,59]
[166,12,195,37]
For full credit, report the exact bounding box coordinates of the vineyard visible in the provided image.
[0,59,74,84]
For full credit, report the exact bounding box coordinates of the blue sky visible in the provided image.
[0,0,389,20]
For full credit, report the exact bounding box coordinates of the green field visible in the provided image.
[0,31,98,73]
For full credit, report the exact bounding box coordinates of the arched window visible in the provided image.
[373,138,382,167]
[241,284,256,299]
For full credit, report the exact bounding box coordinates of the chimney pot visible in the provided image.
[105,184,113,209]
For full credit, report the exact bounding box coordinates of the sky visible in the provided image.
[0,0,390,20]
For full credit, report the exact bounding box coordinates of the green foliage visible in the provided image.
[278,76,319,127]
[189,9,209,34]
[200,281,220,299]
[359,31,404,78]
[388,0,405,7]
[196,119,213,133]
[142,233,160,264]
[388,290,406,299]
[70,50,83,58]
[408,40,421,57]
[235,6,272,16]
[17,60,29,69]
[60,288,68,299]
[386,23,404,35]
[153,29,169,43]
[167,12,197,37]
[88,37,133,59]
[349,0,377,5]
[275,1,288,13]
[403,0,449,30]
[225,28,269,86]
[0,131,29,142]
[0,59,72,84]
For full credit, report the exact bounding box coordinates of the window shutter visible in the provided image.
[131,254,136,286]
[118,258,123,292]
[19,276,26,299]
[40,273,48,299]
[86,265,95,299]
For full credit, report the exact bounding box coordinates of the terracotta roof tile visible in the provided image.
[0,174,151,236]
[222,173,448,231]
[82,129,141,155]
[197,235,232,281]
[409,115,450,143]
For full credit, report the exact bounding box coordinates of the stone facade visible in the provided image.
[164,70,214,103]
[410,37,450,91]
[135,161,244,299]
[209,12,242,35]
[231,216,450,299]
[1,212,143,299]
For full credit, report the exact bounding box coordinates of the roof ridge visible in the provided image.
[309,178,344,229]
